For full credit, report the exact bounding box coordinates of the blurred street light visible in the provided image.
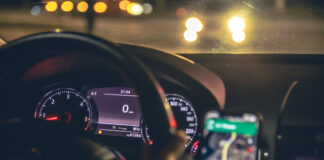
[77,1,88,13]
[30,5,41,16]
[184,17,203,42]
[232,31,245,43]
[119,0,130,11]
[228,17,245,33]
[228,16,246,43]
[176,8,187,18]
[184,30,198,42]
[93,2,107,13]
[127,3,143,16]
[185,17,203,32]
[143,3,153,14]
[61,1,74,12]
[45,1,58,12]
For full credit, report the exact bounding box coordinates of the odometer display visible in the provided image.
[34,88,93,131]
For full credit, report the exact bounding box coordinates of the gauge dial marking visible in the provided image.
[142,94,198,147]
[34,88,93,131]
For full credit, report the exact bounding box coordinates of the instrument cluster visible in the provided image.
[34,86,199,148]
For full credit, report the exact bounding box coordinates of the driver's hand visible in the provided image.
[143,130,189,160]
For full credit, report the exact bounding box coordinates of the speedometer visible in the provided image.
[34,88,93,131]
[142,94,198,147]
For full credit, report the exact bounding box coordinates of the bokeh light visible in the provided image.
[61,1,74,12]
[94,2,108,13]
[127,3,143,16]
[77,1,88,13]
[45,1,58,12]
[232,31,245,43]
[185,17,203,32]
[119,0,130,11]
[176,8,187,18]
[30,5,41,16]
[143,3,153,14]
[184,30,198,42]
[228,16,245,32]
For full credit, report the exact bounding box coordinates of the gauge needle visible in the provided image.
[45,115,59,121]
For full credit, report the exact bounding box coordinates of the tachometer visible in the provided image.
[34,88,93,131]
[142,94,198,147]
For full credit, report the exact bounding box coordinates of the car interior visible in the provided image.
[0,0,323,160]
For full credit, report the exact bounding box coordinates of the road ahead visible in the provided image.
[0,9,323,54]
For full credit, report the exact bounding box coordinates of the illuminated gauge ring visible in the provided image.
[34,88,93,131]
[142,94,198,147]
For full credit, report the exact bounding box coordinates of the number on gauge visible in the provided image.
[142,94,198,147]
[34,88,93,131]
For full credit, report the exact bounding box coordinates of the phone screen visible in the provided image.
[201,111,260,160]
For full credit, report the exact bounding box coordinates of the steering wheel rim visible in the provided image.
[0,32,178,159]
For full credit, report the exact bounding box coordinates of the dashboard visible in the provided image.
[0,32,225,160]
[1,32,323,160]
[12,75,209,159]
[33,86,198,147]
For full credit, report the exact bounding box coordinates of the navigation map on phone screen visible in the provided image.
[201,111,260,160]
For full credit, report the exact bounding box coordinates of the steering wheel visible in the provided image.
[0,32,186,160]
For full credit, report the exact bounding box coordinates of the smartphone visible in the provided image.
[201,111,261,160]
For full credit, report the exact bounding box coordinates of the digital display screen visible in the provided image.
[87,87,142,138]
[201,111,259,160]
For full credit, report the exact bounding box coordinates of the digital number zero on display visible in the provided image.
[88,87,142,138]
[87,87,198,147]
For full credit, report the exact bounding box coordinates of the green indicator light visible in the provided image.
[205,118,257,136]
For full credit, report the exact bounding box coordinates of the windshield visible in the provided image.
[0,0,323,54]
